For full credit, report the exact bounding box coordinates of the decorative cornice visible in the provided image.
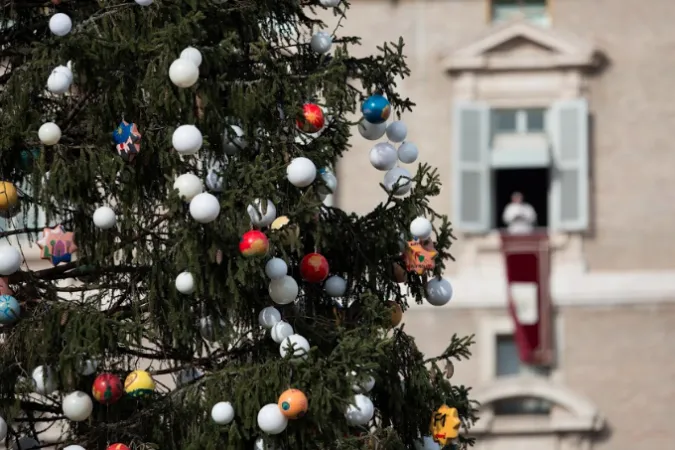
[442,20,605,73]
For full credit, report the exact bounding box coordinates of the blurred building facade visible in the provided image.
[333,1,675,449]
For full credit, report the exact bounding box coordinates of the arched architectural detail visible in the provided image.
[471,376,604,435]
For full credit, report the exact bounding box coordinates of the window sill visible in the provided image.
[473,230,571,254]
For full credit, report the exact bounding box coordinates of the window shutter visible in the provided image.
[548,99,589,231]
[452,101,491,232]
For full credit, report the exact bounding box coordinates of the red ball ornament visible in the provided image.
[107,444,130,450]
[300,253,329,283]
[239,230,269,257]
[92,373,124,405]
[296,103,325,133]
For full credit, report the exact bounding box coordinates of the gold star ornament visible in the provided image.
[430,404,461,446]
[403,239,438,275]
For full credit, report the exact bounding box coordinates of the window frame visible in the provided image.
[478,315,563,384]
[487,0,552,27]
[452,99,589,234]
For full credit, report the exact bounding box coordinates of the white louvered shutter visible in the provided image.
[452,101,491,232]
[548,99,589,231]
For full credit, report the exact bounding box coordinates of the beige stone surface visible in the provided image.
[329,0,675,271]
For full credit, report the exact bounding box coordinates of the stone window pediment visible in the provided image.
[441,20,605,73]
[471,376,604,436]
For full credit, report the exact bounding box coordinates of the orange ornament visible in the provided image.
[387,301,403,327]
[277,388,309,419]
[392,263,407,283]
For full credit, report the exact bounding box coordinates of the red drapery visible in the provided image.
[500,232,553,366]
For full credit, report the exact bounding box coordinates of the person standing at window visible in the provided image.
[502,192,537,234]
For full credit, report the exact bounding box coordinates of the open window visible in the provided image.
[490,0,550,27]
[452,99,589,233]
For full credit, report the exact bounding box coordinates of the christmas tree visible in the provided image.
[0,1,477,450]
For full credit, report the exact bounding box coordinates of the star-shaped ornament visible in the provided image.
[37,225,77,265]
[430,405,461,446]
[403,239,438,275]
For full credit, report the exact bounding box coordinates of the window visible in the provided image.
[490,0,550,27]
[492,108,545,133]
[494,334,551,415]
[451,99,589,233]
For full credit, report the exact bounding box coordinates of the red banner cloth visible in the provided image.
[500,232,553,366]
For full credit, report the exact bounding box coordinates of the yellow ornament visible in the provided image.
[430,404,461,446]
[124,370,155,397]
[0,182,18,211]
[271,215,290,230]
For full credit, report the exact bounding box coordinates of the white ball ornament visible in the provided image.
[398,141,419,164]
[358,119,386,141]
[310,31,332,54]
[258,306,281,329]
[12,438,40,450]
[62,391,93,422]
[169,58,199,88]
[64,446,85,450]
[345,394,375,426]
[32,366,57,395]
[175,367,203,386]
[172,125,203,155]
[410,216,433,240]
[268,275,298,305]
[223,125,246,155]
[0,246,22,275]
[77,357,98,376]
[318,169,337,199]
[425,278,453,306]
[384,167,412,196]
[54,64,73,82]
[180,47,202,67]
[0,416,7,440]
[38,122,61,146]
[319,0,341,6]
[49,13,72,36]
[286,157,317,187]
[211,401,235,425]
[47,67,71,94]
[369,142,398,171]
[351,372,376,394]
[254,437,277,450]
[386,121,408,143]
[175,271,195,295]
[189,192,221,223]
[280,334,310,360]
[173,173,203,202]
[265,258,288,280]
[93,206,117,230]
[205,160,227,192]
[270,320,294,344]
[247,199,277,227]
[199,316,224,341]
[134,0,154,4]
[323,275,346,297]
[257,403,288,435]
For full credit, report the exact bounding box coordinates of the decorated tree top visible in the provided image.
[0,1,477,450]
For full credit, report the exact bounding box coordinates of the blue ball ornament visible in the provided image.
[361,94,391,124]
[0,294,20,324]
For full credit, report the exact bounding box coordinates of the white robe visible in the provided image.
[502,202,537,234]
